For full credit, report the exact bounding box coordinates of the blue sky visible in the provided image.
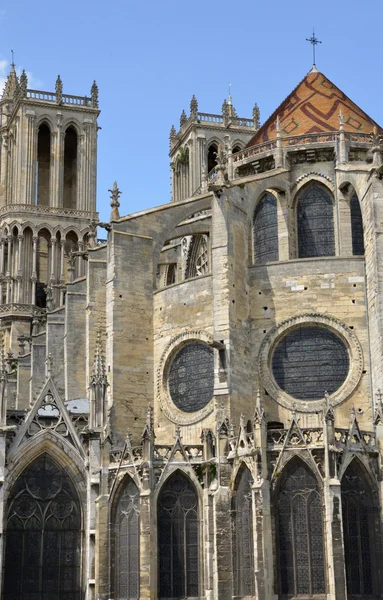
[1,0,382,222]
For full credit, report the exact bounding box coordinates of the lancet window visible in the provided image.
[185,234,209,279]
[36,123,51,206]
[63,127,78,209]
[253,192,278,264]
[4,454,81,600]
[158,471,199,599]
[341,460,376,597]
[112,476,140,599]
[350,193,364,256]
[233,466,255,597]
[297,182,335,258]
[277,459,326,596]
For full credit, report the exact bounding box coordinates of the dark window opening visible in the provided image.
[63,127,78,209]
[4,454,81,600]
[277,459,326,596]
[297,183,335,258]
[253,192,278,264]
[207,144,218,174]
[112,477,140,599]
[350,193,364,256]
[342,460,377,597]
[36,124,51,206]
[158,472,199,599]
[232,145,241,154]
[166,264,177,286]
[234,466,255,596]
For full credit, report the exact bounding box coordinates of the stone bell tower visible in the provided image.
[0,63,100,349]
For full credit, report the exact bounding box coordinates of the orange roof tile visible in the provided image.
[246,68,382,147]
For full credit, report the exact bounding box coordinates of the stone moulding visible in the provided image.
[258,313,364,412]
[0,204,98,220]
[157,329,215,425]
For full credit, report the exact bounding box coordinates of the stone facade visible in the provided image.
[0,63,382,600]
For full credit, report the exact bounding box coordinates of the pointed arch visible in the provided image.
[233,464,254,597]
[253,192,278,264]
[297,182,335,258]
[111,475,140,600]
[341,458,380,597]
[4,453,82,599]
[36,122,51,207]
[157,469,199,599]
[275,457,326,596]
[185,234,209,278]
[350,192,364,255]
[63,126,78,209]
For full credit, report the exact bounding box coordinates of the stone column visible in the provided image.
[0,133,8,206]
[59,239,65,306]
[78,241,84,277]
[197,136,206,193]
[49,238,56,283]
[212,478,233,600]
[5,236,11,304]
[51,116,64,208]
[0,238,5,305]
[25,112,36,204]
[31,236,38,305]
[17,233,23,302]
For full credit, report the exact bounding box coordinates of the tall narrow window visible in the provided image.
[207,143,218,174]
[350,193,364,256]
[158,471,199,599]
[253,193,278,263]
[112,477,140,599]
[277,459,325,596]
[36,124,51,206]
[341,460,376,597]
[297,183,335,258]
[4,454,81,600]
[36,229,50,308]
[185,234,209,278]
[63,127,78,209]
[234,466,254,597]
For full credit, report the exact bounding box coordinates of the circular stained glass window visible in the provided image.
[168,342,214,412]
[271,325,349,400]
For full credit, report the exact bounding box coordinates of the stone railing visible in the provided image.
[197,112,254,128]
[0,303,46,316]
[0,204,98,220]
[334,428,376,449]
[267,427,324,449]
[26,89,94,107]
[154,444,204,461]
[233,131,373,164]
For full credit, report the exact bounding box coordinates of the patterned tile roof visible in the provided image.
[246,68,382,147]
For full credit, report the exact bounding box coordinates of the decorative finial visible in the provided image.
[91,328,107,383]
[55,75,63,105]
[109,181,121,221]
[190,94,198,117]
[19,70,28,97]
[252,102,260,129]
[11,49,14,66]
[170,124,177,138]
[228,83,232,105]
[175,424,182,441]
[91,80,99,108]
[45,353,53,377]
[276,116,281,137]
[306,28,322,67]
[222,98,229,120]
[180,109,187,127]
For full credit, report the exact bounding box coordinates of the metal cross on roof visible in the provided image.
[306,28,322,66]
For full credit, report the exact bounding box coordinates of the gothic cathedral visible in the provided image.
[0,61,382,600]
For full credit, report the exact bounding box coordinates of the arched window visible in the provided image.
[4,454,81,599]
[233,466,254,597]
[158,471,199,599]
[36,229,51,308]
[166,263,177,286]
[185,234,209,278]
[63,127,78,209]
[207,143,218,174]
[36,123,51,206]
[297,183,335,258]
[232,144,242,154]
[350,193,364,256]
[277,459,325,596]
[253,192,278,264]
[341,460,377,597]
[112,477,140,600]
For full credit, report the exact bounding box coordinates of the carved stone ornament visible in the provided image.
[157,330,215,425]
[258,313,364,412]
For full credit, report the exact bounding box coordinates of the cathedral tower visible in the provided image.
[0,64,99,348]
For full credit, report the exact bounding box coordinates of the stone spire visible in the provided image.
[190,94,198,118]
[169,124,177,149]
[252,102,260,128]
[180,109,187,127]
[91,80,99,108]
[89,328,108,429]
[109,181,121,220]
[19,69,28,98]
[0,336,7,426]
[55,75,63,104]
[1,63,20,101]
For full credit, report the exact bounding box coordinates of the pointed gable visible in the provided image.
[246,68,382,147]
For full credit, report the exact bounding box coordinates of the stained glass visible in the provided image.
[350,193,364,256]
[4,454,81,600]
[168,342,214,412]
[297,183,335,258]
[234,467,255,596]
[253,193,278,264]
[158,472,199,598]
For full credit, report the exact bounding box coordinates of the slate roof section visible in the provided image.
[246,68,382,147]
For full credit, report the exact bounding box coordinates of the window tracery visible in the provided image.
[277,459,325,596]
[158,472,199,599]
[112,477,140,599]
[234,466,255,597]
[253,192,278,264]
[350,193,364,256]
[185,234,209,279]
[297,182,335,258]
[4,454,81,600]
